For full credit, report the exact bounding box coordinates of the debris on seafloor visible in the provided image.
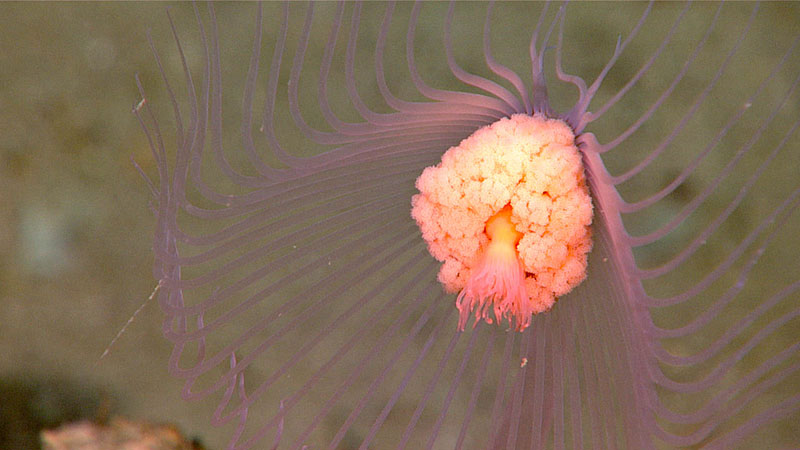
[41,416,205,450]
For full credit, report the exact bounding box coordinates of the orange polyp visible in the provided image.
[457,205,530,331]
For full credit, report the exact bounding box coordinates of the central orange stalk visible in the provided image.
[456,205,529,330]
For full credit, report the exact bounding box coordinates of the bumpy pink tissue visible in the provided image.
[411,114,593,331]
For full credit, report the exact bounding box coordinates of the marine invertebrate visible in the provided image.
[136,2,800,449]
[411,114,593,331]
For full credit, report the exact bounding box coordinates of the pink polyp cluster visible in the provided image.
[411,114,593,331]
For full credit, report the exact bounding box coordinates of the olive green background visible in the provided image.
[1,2,798,449]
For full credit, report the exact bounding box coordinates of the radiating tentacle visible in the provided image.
[443,2,524,113]
[570,1,654,132]
[483,1,531,114]
[406,2,515,117]
[528,1,553,115]
[595,3,734,154]
[584,2,689,125]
